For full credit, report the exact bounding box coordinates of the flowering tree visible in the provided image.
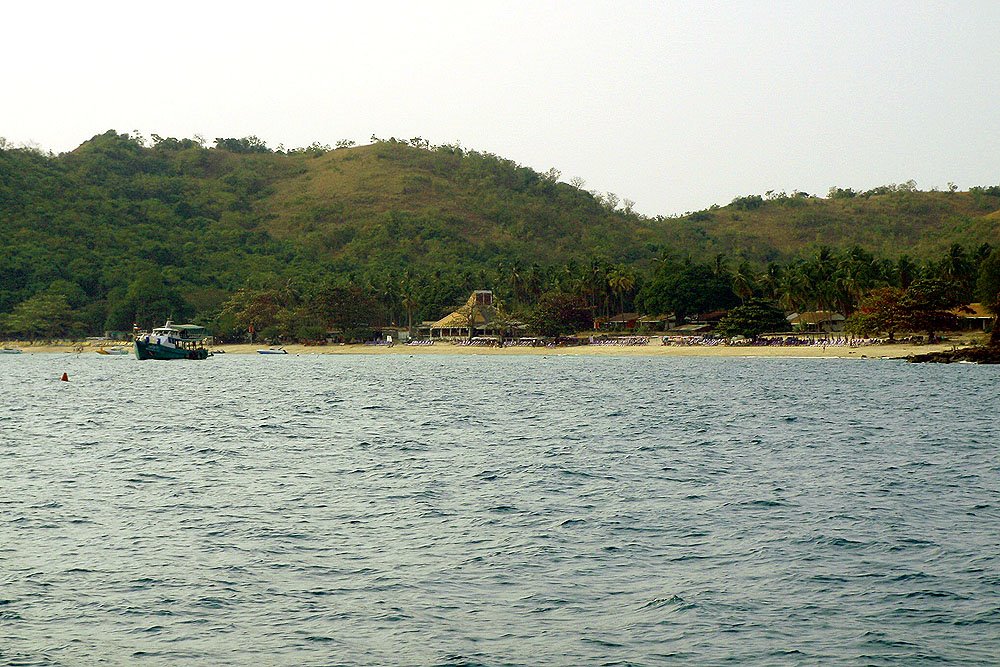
[846,287,908,340]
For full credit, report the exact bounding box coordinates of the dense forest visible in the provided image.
[1,130,998,341]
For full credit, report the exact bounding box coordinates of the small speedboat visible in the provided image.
[257,347,287,355]
[96,347,129,355]
[0,348,23,354]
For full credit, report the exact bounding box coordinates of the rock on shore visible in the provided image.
[907,346,1000,364]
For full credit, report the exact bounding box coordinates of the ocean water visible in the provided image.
[1,352,998,666]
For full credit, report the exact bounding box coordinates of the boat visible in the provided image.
[257,347,287,355]
[0,348,23,354]
[96,346,129,355]
[134,321,210,360]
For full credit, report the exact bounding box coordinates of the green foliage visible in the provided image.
[0,292,77,339]
[715,299,788,338]
[730,194,764,210]
[828,187,858,199]
[849,279,961,339]
[638,258,738,321]
[2,131,998,342]
[976,253,1000,346]
[307,282,381,340]
[526,292,593,337]
[847,287,908,339]
[977,253,1000,315]
[214,136,272,153]
[105,270,193,331]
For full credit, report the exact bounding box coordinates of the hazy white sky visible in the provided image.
[4,1,999,215]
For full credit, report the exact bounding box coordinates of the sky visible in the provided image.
[3,0,999,216]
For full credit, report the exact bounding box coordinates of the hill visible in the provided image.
[664,187,1000,262]
[0,130,998,335]
[260,139,675,269]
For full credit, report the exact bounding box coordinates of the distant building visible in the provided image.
[637,314,675,331]
[600,312,640,331]
[428,290,497,339]
[949,303,993,331]
[786,311,846,332]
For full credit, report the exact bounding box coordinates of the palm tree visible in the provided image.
[894,255,918,289]
[777,265,808,313]
[759,263,783,303]
[607,265,636,315]
[505,259,525,305]
[731,261,756,303]
[399,270,420,334]
[524,263,544,302]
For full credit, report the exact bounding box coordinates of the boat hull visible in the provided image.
[134,340,209,360]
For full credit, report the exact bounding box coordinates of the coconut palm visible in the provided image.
[731,261,757,303]
[607,265,636,315]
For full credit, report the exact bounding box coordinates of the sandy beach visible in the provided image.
[5,338,985,359]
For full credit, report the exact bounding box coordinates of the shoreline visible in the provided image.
[2,340,982,359]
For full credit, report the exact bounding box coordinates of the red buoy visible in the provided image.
[61,372,69,382]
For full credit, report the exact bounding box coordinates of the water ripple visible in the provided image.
[1,354,998,665]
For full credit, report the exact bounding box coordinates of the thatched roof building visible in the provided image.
[429,290,497,338]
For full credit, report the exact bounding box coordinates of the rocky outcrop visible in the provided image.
[907,345,1000,364]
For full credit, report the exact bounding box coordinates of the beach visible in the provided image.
[6,338,984,359]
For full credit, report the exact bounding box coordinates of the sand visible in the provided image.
[7,339,984,359]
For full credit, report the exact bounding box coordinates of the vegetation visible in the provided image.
[715,299,788,338]
[1,130,999,341]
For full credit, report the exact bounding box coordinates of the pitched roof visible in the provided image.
[949,302,993,319]
[429,291,496,329]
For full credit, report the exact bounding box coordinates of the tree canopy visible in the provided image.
[1,130,998,341]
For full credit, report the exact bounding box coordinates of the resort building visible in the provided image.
[599,312,640,331]
[787,310,846,332]
[428,290,498,339]
[949,303,994,331]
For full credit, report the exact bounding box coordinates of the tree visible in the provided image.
[527,292,592,337]
[975,253,1000,346]
[638,259,738,322]
[219,287,285,342]
[606,265,635,314]
[307,283,379,341]
[936,243,975,301]
[847,287,908,340]
[214,136,272,153]
[731,261,757,303]
[0,292,76,340]
[901,278,960,341]
[715,299,788,338]
[105,270,191,331]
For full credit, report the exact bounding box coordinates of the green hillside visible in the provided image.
[261,140,669,268]
[665,187,1000,261]
[0,130,998,338]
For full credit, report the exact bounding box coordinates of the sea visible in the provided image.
[1,352,998,666]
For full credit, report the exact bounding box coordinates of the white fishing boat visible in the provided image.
[0,348,23,354]
[257,347,287,355]
[135,321,210,360]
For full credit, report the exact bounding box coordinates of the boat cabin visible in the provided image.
[140,321,208,349]
[151,321,207,340]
